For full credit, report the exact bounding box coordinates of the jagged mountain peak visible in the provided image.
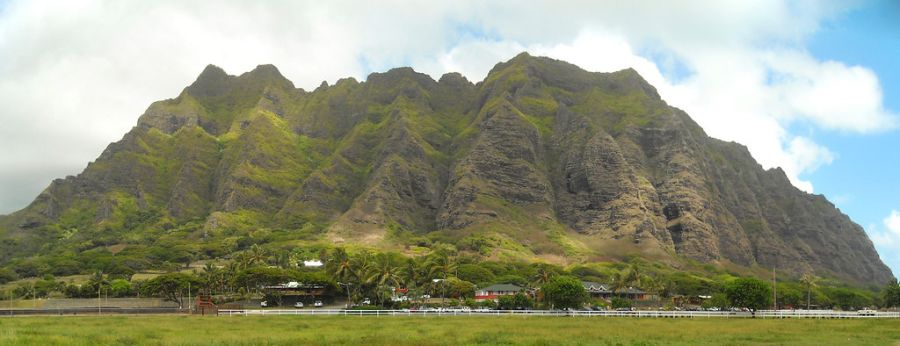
[0,54,891,285]
[186,63,294,99]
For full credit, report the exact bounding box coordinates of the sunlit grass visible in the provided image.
[0,315,898,345]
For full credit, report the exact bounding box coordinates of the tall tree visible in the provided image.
[143,272,201,308]
[883,279,900,308]
[531,264,556,288]
[800,273,818,310]
[400,258,421,305]
[643,276,665,309]
[610,271,626,298]
[201,262,220,294]
[625,263,643,288]
[247,244,268,266]
[427,251,457,307]
[725,278,771,313]
[370,253,401,306]
[541,276,587,310]
[326,248,354,305]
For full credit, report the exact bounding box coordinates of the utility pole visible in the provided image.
[807,283,811,310]
[97,270,103,316]
[772,266,777,311]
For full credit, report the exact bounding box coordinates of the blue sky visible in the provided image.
[0,1,896,279]
[802,0,900,281]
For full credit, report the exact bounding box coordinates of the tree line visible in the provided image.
[2,244,897,311]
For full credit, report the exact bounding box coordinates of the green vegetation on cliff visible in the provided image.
[0,53,892,289]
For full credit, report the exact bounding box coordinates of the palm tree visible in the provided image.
[400,258,421,305]
[800,273,818,310]
[247,244,268,265]
[427,251,456,307]
[643,276,664,309]
[201,262,220,294]
[370,254,401,306]
[531,264,555,288]
[234,252,252,270]
[348,250,375,303]
[610,271,626,298]
[268,249,291,268]
[625,264,643,288]
[326,248,355,306]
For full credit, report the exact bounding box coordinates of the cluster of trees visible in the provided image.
[325,248,470,307]
[884,279,900,308]
[2,243,896,312]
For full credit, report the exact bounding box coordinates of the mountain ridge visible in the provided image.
[0,53,892,285]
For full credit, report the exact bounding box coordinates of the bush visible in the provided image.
[478,299,497,309]
[0,268,18,284]
[110,279,133,297]
[541,276,587,310]
[827,287,872,310]
[610,297,632,309]
[445,277,476,299]
[725,277,771,311]
[497,295,516,310]
[591,299,608,309]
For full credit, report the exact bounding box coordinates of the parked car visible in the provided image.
[294,302,304,308]
[858,309,876,316]
[314,300,324,307]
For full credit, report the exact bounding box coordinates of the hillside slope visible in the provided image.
[0,53,891,284]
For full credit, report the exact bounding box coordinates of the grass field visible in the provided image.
[0,315,898,345]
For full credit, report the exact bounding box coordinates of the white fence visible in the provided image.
[219,309,900,319]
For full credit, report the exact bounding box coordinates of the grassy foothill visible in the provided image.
[1,315,899,345]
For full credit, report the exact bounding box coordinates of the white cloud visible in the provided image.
[0,0,895,214]
[886,211,900,235]
[868,211,900,276]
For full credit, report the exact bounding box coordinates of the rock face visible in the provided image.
[0,53,892,284]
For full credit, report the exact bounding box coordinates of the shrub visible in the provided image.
[610,297,632,309]
[0,268,18,284]
[725,277,771,311]
[541,276,587,310]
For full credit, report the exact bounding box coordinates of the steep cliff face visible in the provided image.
[0,53,891,284]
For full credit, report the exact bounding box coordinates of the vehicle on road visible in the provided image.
[858,309,877,316]
[314,300,324,307]
[260,301,268,307]
[294,302,304,308]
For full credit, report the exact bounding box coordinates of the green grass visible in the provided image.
[1,315,898,345]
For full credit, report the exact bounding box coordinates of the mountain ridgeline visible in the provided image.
[0,53,892,284]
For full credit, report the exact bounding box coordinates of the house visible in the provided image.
[582,281,648,301]
[261,281,329,305]
[583,281,614,299]
[475,284,524,301]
